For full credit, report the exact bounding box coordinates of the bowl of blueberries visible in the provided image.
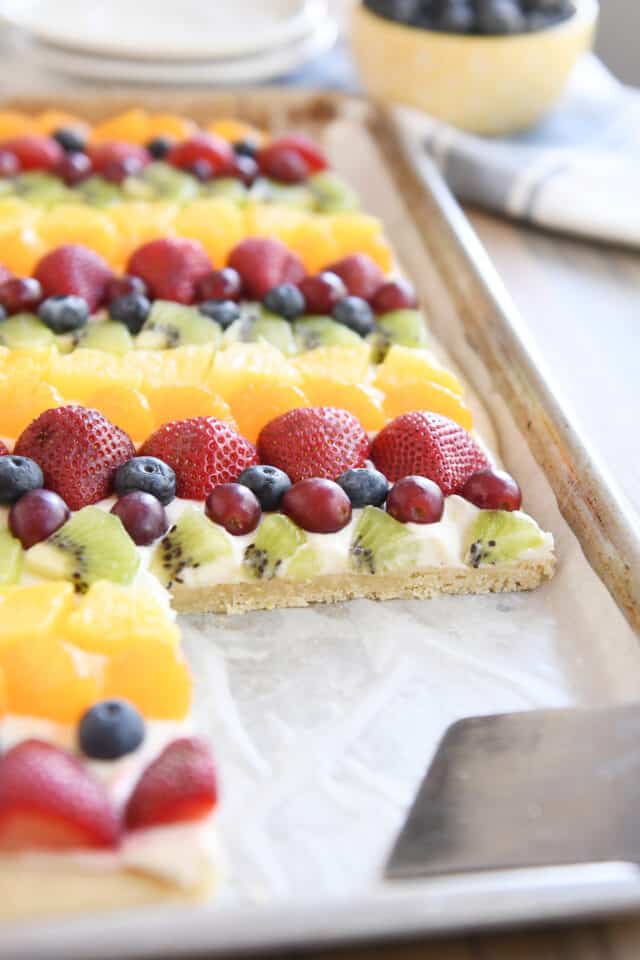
[352,0,598,135]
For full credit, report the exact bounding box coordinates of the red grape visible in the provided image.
[259,148,309,184]
[111,491,168,546]
[281,478,352,533]
[9,488,70,548]
[0,277,42,314]
[232,154,259,186]
[55,152,92,186]
[460,468,522,511]
[371,279,418,314]
[298,272,347,314]
[195,268,243,303]
[105,274,147,304]
[205,483,261,535]
[386,476,444,524]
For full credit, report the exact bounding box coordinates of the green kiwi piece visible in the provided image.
[150,507,232,589]
[465,511,545,567]
[249,178,314,210]
[293,316,362,352]
[14,172,73,206]
[0,527,23,584]
[283,543,323,581]
[136,301,222,350]
[243,514,306,580]
[0,313,55,349]
[139,162,201,203]
[253,309,296,355]
[349,506,420,575]
[308,171,359,213]
[202,178,248,203]
[76,175,124,208]
[25,507,140,593]
[368,309,429,362]
[78,322,133,355]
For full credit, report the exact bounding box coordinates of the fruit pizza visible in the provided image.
[0,110,555,918]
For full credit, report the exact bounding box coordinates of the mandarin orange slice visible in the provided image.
[102,642,192,720]
[146,385,235,428]
[88,385,155,441]
[381,380,473,430]
[0,583,75,648]
[227,381,308,443]
[64,582,180,655]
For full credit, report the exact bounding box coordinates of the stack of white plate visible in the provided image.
[0,0,338,85]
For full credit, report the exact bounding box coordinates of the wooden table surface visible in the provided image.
[291,211,640,960]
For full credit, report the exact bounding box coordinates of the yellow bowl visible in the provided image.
[351,0,599,135]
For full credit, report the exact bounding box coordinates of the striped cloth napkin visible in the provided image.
[395,55,640,248]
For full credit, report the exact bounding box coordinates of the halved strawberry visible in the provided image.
[326,254,385,302]
[88,141,151,175]
[0,740,120,851]
[34,244,113,312]
[0,135,63,172]
[126,737,217,830]
[15,405,136,510]
[166,133,234,176]
[258,134,328,174]
[257,406,370,483]
[139,417,258,500]
[127,238,212,305]
[370,412,490,494]
[227,237,305,300]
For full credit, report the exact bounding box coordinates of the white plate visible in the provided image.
[0,0,326,61]
[27,20,338,85]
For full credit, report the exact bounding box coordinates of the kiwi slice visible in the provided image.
[137,301,222,350]
[0,313,56,349]
[26,507,140,593]
[349,506,420,575]
[369,309,429,362]
[76,175,124,208]
[14,172,73,207]
[243,514,306,580]
[464,510,545,567]
[0,527,23,584]
[249,178,313,210]
[294,316,362,352]
[140,163,200,203]
[283,543,322,581]
[202,178,248,203]
[78,322,133,355]
[150,506,232,589]
[309,171,359,213]
[222,308,295,354]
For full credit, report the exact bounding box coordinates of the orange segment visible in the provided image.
[88,385,155,441]
[106,203,178,270]
[64,582,180,655]
[0,583,75,648]
[102,642,192,720]
[0,111,32,138]
[288,218,340,274]
[291,344,372,384]
[0,226,45,276]
[174,200,244,265]
[90,109,150,144]
[243,204,306,249]
[147,385,234,427]
[1,636,100,723]
[374,345,464,397]
[301,377,386,432]
[382,379,473,430]
[129,345,216,390]
[38,205,119,264]
[207,342,302,397]
[0,378,63,438]
[145,113,197,141]
[227,382,308,443]
[49,348,141,401]
[0,666,6,718]
[35,111,90,137]
[208,119,266,146]
[329,213,393,271]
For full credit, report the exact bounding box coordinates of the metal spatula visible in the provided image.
[386,702,640,879]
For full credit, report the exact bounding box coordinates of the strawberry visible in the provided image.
[127,238,212,305]
[126,737,217,830]
[258,148,309,183]
[140,417,258,500]
[88,140,151,176]
[326,254,384,302]
[34,244,113,312]
[227,237,305,300]
[0,135,63,172]
[0,740,120,851]
[257,407,369,483]
[370,412,490,495]
[15,405,136,511]
[258,134,328,174]
[167,133,234,176]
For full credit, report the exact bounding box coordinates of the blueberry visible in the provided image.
[0,455,44,505]
[337,467,389,508]
[114,456,176,505]
[263,284,306,321]
[477,0,526,33]
[332,296,375,336]
[78,699,145,761]
[38,295,90,333]
[52,127,86,153]
[436,0,476,32]
[237,464,291,511]
[233,140,258,159]
[146,136,173,159]
[109,292,151,335]
[198,300,241,329]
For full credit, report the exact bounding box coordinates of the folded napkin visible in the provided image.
[395,55,640,248]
